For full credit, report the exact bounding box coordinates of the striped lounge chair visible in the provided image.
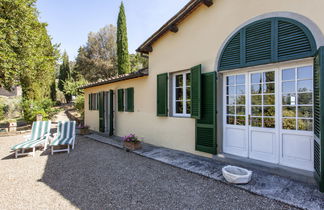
[50,121,76,155]
[11,121,52,158]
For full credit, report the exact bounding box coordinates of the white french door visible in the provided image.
[248,70,278,163]
[223,64,314,171]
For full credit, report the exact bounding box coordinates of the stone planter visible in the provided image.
[123,141,142,151]
[36,114,43,121]
[222,165,252,184]
[7,122,17,132]
[79,128,89,135]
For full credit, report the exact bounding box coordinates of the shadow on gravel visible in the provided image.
[39,136,116,210]
[1,152,15,160]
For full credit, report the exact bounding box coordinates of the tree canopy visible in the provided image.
[58,51,72,102]
[0,0,58,101]
[117,2,130,75]
[74,24,118,82]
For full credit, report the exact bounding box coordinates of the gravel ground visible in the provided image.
[0,135,299,210]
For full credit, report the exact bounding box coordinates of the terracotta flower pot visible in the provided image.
[79,128,89,135]
[123,141,142,151]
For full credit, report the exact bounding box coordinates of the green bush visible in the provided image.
[0,103,5,121]
[0,97,22,121]
[75,95,84,118]
[21,98,56,122]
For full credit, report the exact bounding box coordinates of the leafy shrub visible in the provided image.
[0,96,22,121]
[56,89,66,104]
[74,95,84,113]
[0,103,5,121]
[21,98,57,122]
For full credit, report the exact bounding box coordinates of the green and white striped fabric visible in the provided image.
[11,121,51,150]
[50,121,76,146]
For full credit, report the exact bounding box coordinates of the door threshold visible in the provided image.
[213,153,316,186]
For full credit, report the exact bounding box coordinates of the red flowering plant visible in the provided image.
[123,134,142,143]
[77,124,89,129]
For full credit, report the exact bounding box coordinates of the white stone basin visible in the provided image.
[222,165,252,184]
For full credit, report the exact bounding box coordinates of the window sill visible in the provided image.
[171,115,191,119]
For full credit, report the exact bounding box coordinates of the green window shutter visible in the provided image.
[157,73,168,116]
[219,17,316,71]
[96,93,99,110]
[99,92,104,132]
[89,94,92,110]
[219,32,241,69]
[190,64,201,119]
[126,87,134,112]
[314,46,324,192]
[118,89,124,112]
[245,20,272,63]
[195,72,217,154]
[278,19,316,61]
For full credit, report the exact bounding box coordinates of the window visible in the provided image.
[89,93,98,110]
[173,72,191,116]
[281,66,313,131]
[226,74,246,126]
[118,88,134,112]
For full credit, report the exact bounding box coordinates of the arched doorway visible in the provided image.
[218,17,317,171]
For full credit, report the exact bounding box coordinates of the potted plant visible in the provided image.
[123,134,142,151]
[78,124,89,135]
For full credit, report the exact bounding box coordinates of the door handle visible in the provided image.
[248,114,251,125]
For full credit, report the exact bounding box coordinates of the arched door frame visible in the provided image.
[214,12,324,72]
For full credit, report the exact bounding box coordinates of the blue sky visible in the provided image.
[36,0,189,59]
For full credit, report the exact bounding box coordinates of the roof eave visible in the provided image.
[79,68,149,90]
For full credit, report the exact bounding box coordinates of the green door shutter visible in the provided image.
[89,93,92,110]
[126,88,134,112]
[99,92,104,132]
[190,64,201,119]
[96,93,99,110]
[109,90,114,136]
[195,72,217,154]
[314,46,324,192]
[118,89,124,112]
[157,73,168,116]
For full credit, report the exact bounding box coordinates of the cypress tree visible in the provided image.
[117,2,130,75]
[58,51,71,102]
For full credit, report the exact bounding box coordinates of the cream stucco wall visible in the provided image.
[84,77,210,158]
[85,0,324,158]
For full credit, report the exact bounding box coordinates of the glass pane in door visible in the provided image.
[281,66,313,131]
[250,71,275,128]
[226,74,246,126]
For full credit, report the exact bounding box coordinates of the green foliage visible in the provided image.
[130,53,148,71]
[63,77,87,97]
[58,52,70,91]
[50,79,57,102]
[21,98,58,122]
[58,51,72,102]
[74,95,84,118]
[117,2,130,75]
[0,0,59,101]
[0,96,22,120]
[0,102,5,121]
[74,25,118,82]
